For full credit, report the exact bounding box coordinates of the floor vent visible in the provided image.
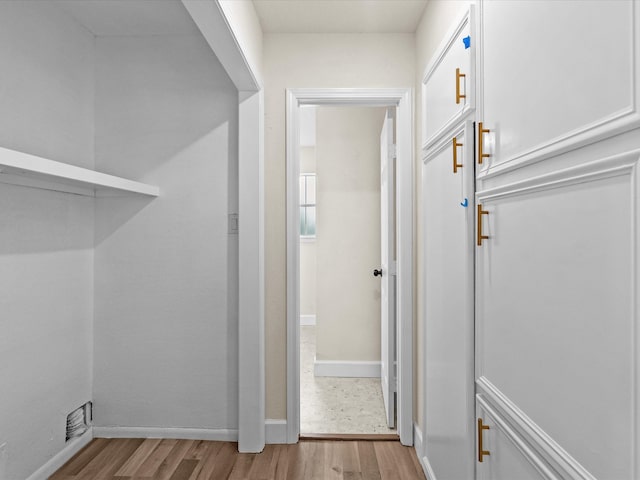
[66,402,91,441]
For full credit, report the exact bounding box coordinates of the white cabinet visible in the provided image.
[478,0,640,178]
[422,6,475,150]
[475,150,640,480]
[422,121,475,480]
[476,396,553,480]
[421,2,640,480]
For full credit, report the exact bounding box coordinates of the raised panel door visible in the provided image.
[479,0,639,177]
[423,121,475,479]
[422,6,475,149]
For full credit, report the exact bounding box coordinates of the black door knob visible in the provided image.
[373,269,383,277]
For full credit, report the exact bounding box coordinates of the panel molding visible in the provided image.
[476,394,562,480]
[476,149,640,203]
[422,5,476,151]
[422,122,466,164]
[477,380,595,480]
[476,148,640,479]
[477,0,640,180]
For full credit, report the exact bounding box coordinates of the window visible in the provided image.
[300,173,316,237]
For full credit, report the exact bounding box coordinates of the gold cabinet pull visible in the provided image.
[478,418,491,462]
[478,122,490,164]
[452,137,463,174]
[477,204,489,246]
[456,68,466,104]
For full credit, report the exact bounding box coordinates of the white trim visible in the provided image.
[476,149,640,203]
[181,0,260,91]
[286,88,413,446]
[237,90,265,453]
[477,378,597,480]
[421,455,439,480]
[476,394,563,480]
[413,423,426,478]
[300,314,316,326]
[313,358,381,378]
[265,419,288,444]
[25,428,94,480]
[93,426,238,442]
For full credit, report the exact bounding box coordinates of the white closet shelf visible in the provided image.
[0,146,159,197]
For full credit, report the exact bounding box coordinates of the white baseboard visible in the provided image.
[300,315,316,326]
[25,428,94,480]
[314,357,381,378]
[413,423,423,459]
[265,419,288,444]
[412,423,433,480]
[422,454,438,480]
[93,426,238,442]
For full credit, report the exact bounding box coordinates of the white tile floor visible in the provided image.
[300,325,397,435]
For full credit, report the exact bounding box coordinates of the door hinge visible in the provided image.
[228,213,239,234]
[389,144,397,160]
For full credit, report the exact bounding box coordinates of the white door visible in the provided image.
[423,121,475,479]
[379,108,396,428]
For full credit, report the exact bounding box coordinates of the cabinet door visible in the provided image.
[423,121,475,480]
[476,397,555,480]
[422,6,475,149]
[479,0,639,176]
[476,151,640,479]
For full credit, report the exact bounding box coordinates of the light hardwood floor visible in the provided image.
[50,438,427,479]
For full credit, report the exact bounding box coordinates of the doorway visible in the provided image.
[298,105,394,435]
[285,88,413,445]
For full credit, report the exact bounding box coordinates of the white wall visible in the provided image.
[264,33,415,418]
[93,33,239,431]
[315,107,385,363]
[0,2,95,478]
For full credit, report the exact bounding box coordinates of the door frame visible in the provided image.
[285,88,414,445]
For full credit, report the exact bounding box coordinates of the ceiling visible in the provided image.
[252,0,429,34]
[54,0,199,36]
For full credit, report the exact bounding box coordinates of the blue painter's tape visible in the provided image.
[463,36,471,49]
[460,198,469,207]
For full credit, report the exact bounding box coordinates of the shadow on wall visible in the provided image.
[93,32,238,246]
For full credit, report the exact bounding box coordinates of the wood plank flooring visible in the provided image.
[50,438,426,480]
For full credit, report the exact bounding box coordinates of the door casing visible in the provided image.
[285,88,414,445]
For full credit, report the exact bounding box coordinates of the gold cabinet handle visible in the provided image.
[478,418,491,462]
[456,68,466,104]
[477,204,489,246]
[452,137,463,174]
[478,122,490,164]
